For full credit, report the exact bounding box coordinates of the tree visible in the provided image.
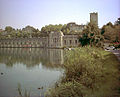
[0,29,3,38]
[102,21,119,42]
[79,22,104,47]
[22,25,40,37]
[5,26,15,33]
[106,22,114,27]
[16,30,22,38]
[41,24,63,34]
[11,30,16,38]
[61,24,70,34]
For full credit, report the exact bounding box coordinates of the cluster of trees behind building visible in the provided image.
[0,18,120,46]
[0,24,72,39]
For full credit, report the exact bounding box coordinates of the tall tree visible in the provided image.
[79,22,104,47]
[41,24,63,34]
[102,21,119,42]
[5,26,15,33]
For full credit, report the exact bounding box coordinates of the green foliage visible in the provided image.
[46,47,120,97]
[79,33,90,46]
[61,24,70,34]
[100,29,105,35]
[41,24,63,34]
[102,21,120,43]
[5,26,15,32]
[46,81,84,97]
[79,22,104,47]
[41,23,74,35]
[0,26,41,39]
[106,22,114,27]
[1,18,119,40]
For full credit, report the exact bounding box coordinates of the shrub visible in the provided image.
[46,47,120,97]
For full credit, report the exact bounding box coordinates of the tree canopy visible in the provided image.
[0,26,41,39]
[102,21,120,43]
[79,22,104,47]
[41,24,63,34]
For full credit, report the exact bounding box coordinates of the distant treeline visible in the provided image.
[0,18,120,44]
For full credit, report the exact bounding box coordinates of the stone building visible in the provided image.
[0,12,98,48]
[49,31,64,48]
[0,31,79,48]
[63,34,79,47]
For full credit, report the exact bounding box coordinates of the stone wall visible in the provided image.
[90,12,98,25]
[0,37,48,48]
[63,34,79,47]
[0,31,80,48]
[49,31,64,48]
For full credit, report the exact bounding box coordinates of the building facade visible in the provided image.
[0,31,80,48]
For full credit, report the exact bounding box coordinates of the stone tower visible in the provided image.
[90,12,98,25]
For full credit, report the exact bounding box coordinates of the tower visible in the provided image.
[90,12,98,25]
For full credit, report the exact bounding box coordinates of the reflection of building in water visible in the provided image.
[48,49,64,65]
[0,48,64,68]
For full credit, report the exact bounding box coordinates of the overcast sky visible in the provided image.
[0,0,120,29]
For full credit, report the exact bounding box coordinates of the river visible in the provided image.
[0,48,64,97]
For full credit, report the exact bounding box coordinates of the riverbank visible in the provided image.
[46,47,120,97]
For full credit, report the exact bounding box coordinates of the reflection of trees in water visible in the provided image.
[0,48,64,69]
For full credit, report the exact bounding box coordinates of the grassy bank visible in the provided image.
[46,47,120,97]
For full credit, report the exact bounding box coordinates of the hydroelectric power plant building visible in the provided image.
[0,12,98,48]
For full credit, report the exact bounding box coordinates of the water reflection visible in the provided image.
[0,48,64,68]
[0,48,64,97]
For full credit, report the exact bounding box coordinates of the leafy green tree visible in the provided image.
[0,32,2,38]
[0,29,3,38]
[16,31,22,38]
[5,26,15,33]
[102,21,119,42]
[106,22,114,27]
[79,22,104,47]
[41,24,63,34]
[22,25,40,37]
[61,24,70,34]
[79,33,90,46]
[11,30,16,38]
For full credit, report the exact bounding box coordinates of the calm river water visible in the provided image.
[0,48,64,97]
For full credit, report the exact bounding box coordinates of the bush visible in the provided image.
[46,47,120,97]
